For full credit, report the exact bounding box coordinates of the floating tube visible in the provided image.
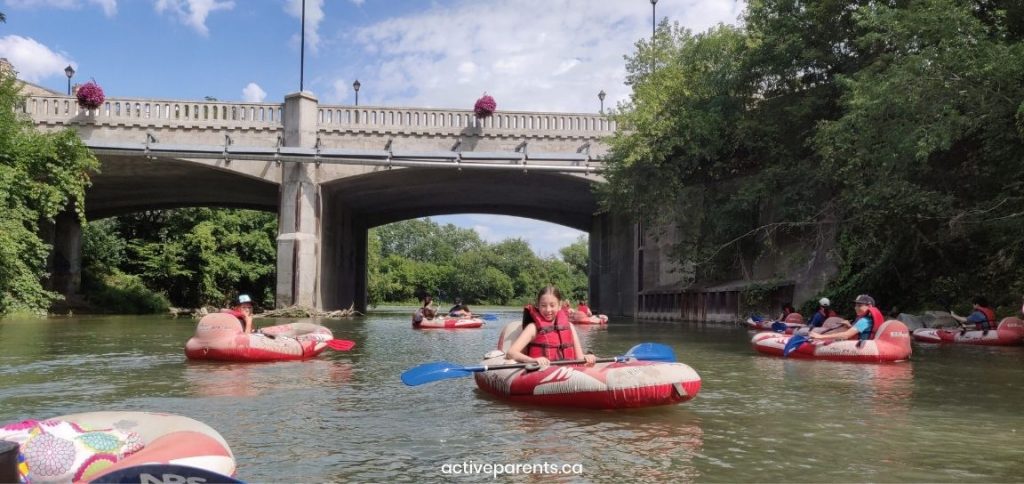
[473,322,701,409]
[413,317,484,329]
[185,313,333,361]
[0,411,235,483]
[912,317,1024,346]
[752,320,912,363]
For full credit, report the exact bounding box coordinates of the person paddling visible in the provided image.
[950,296,996,334]
[807,294,883,347]
[574,297,609,324]
[507,285,597,370]
[221,294,254,333]
[806,298,837,328]
[412,294,437,326]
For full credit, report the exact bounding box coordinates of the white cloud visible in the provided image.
[0,35,74,83]
[4,0,117,16]
[435,214,585,258]
[241,82,266,102]
[338,0,745,111]
[349,0,363,6]
[284,0,324,54]
[154,0,234,36]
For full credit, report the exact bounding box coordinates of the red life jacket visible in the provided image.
[978,306,996,324]
[866,306,885,340]
[577,304,592,316]
[525,305,576,360]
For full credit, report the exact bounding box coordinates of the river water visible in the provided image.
[1,310,1022,483]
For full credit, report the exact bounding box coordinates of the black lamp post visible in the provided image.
[598,90,606,113]
[353,79,361,106]
[650,0,658,41]
[64,65,75,95]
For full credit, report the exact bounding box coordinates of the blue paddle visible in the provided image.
[783,335,808,357]
[400,342,678,386]
[89,464,244,483]
[479,313,499,321]
[771,321,789,333]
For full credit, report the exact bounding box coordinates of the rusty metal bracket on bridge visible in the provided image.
[144,132,158,161]
[274,135,283,166]
[223,134,233,165]
[314,136,323,167]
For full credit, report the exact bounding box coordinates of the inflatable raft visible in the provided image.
[473,322,701,409]
[912,317,1024,346]
[185,313,334,361]
[414,317,484,329]
[0,411,235,483]
[572,314,609,325]
[752,320,912,362]
[744,313,805,334]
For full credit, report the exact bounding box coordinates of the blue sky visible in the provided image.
[0,0,744,257]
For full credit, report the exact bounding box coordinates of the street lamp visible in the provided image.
[353,79,361,106]
[598,90,606,113]
[64,65,75,95]
[650,0,658,41]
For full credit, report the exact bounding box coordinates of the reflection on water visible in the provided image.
[1,314,1023,482]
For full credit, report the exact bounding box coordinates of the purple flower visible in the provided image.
[76,81,106,110]
[474,93,496,118]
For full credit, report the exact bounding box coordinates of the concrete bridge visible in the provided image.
[24,92,638,315]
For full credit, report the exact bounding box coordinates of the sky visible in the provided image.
[0,0,745,257]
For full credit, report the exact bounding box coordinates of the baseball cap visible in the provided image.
[853,294,875,306]
[819,297,831,306]
[237,294,253,305]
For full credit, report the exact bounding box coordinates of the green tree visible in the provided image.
[0,71,99,315]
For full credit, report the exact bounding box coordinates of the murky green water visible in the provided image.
[1,311,1022,482]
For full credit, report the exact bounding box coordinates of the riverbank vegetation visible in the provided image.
[0,71,99,316]
[603,0,1024,314]
[78,213,587,313]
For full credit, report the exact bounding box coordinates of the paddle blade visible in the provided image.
[326,339,356,351]
[783,335,808,357]
[750,313,765,322]
[771,321,789,333]
[624,343,677,362]
[401,362,474,386]
[480,313,499,321]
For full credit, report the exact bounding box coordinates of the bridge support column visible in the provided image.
[319,203,367,312]
[276,91,322,308]
[591,212,637,318]
[43,210,83,299]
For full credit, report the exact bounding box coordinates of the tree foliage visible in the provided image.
[604,0,1024,312]
[0,71,99,315]
[367,218,588,306]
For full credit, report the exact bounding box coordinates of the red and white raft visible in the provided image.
[744,313,805,334]
[185,313,333,361]
[0,411,235,483]
[911,317,1024,346]
[413,317,484,329]
[752,320,912,363]
[473,322,701,409]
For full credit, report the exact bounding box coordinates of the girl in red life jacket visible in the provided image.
[507,285,598,370]
[950,296,996,332]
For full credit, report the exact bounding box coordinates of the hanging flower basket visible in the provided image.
[473,93,496,118]
[76,81,105,110]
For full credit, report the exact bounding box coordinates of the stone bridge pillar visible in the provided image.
[276,92,321,308]
[44,210,83,300]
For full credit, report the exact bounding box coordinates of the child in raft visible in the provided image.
[507,285,598,369]
[574,297,609,324]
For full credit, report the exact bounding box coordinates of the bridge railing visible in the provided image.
[317,105,616,135]
[21,95,284,128]
[20,95,616,137]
